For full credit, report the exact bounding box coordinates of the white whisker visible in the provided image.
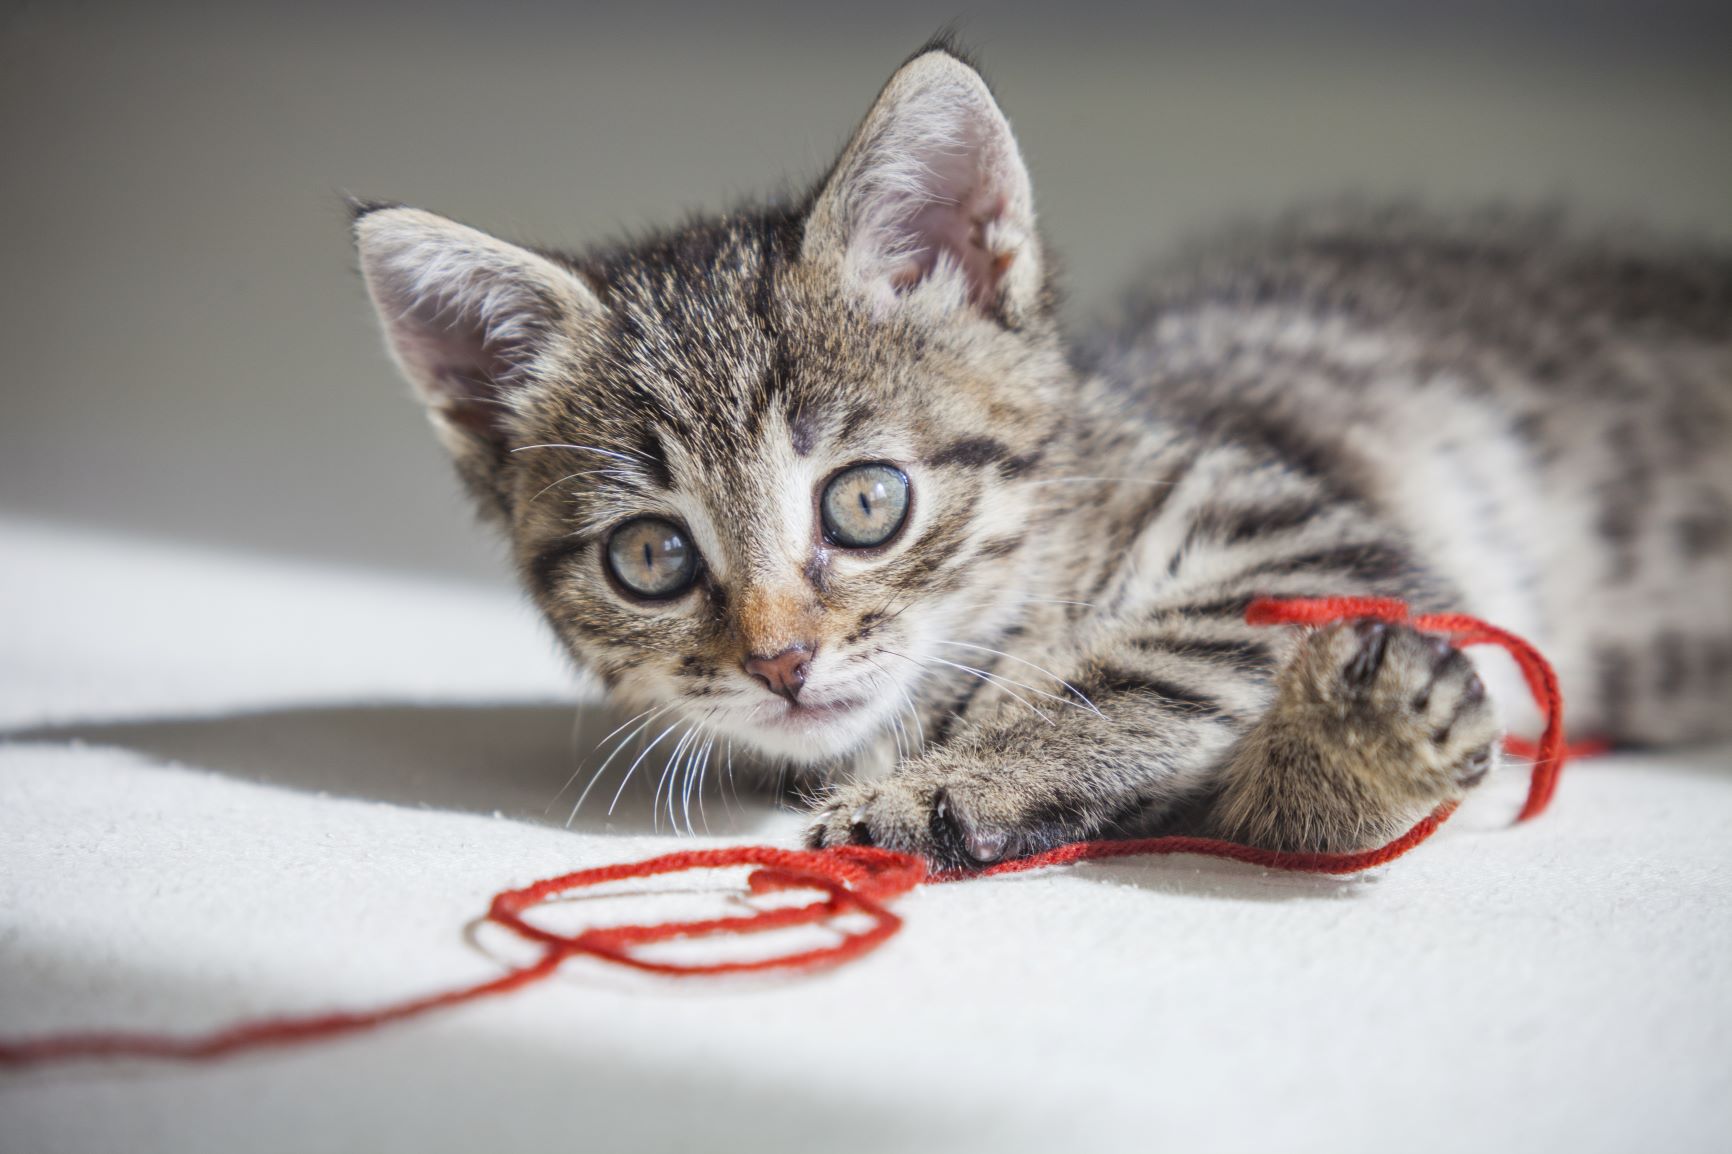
[676,720,713,837]
[685,734,713,836]
[564,702,675,827]
[610,719,684,816]
[511,442,651,465]
[656,723,702,834]
[694,736,713,834]
[921,655,1056,725]
[931,640,1102,714]
[547,702,652,811]
[861,654,914,765]
[722,739,737,823]
[899,683,927,753]
[527,468,641,504]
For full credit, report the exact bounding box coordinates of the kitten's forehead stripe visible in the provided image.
[634,428,673,490]
[789,402,819,456]
[926,436,1010,469]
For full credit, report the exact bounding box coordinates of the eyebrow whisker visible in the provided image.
[511,442,652,465]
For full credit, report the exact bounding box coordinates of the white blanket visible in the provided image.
[3,515,1729,1154]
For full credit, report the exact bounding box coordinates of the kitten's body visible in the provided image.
[1096,211,1732,741]
[355,47,1732,867]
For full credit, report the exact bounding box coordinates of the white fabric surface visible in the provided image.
[2,514,1729,1154]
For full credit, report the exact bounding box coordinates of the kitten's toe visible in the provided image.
[804,778,1032,868]
[805,794,873,849]
[1391,634,1501,787]
[804,778,934,857]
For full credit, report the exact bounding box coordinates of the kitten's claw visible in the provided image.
[1458,744,1495,788]
[935,787,1011,863]
[1342,619,1394,690]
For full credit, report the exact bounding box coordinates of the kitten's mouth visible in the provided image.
[764,696,867,728]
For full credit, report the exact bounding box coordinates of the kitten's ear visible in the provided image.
[804,49,1042,322]
[352,206,602,458]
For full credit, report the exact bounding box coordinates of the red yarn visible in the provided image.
[0,597,1592,1068]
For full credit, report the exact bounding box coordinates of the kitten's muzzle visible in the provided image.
[743,644,814,703]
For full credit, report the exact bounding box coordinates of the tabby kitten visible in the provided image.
[353,44,1732,868]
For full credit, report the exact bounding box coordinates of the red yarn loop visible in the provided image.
[487,844,926,977]
[0,596,1591,1068]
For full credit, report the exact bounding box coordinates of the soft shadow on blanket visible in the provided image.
[25,709,1697,902]
[7,704,789,836]
[7,704,1426,905]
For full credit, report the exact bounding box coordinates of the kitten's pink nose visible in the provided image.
[743,644,813,703]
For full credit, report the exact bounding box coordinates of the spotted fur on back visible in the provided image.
[354,42,1732,866]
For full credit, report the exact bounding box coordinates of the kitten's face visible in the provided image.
[355,49,1067,770]
[509,241,1065,765]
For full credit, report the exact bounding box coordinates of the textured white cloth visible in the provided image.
[3,515,1729,1154]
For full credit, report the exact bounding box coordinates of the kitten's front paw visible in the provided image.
[1222,619,1504,853]
[804,773,1056,870]
[1297,618,1503,800]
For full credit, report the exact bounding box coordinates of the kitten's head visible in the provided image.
[354,47,1073,769]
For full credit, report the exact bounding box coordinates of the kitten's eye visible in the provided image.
[821,463,911,549]
[605,517,698,599]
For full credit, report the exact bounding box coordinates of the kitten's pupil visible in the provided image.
[858,492,872,515]
[643,542,653,571]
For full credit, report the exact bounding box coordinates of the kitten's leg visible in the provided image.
[805,692,1241,868]
[806,618,1501,866]
[1202,620,1503,852]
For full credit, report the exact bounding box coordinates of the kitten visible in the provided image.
[353,42,1732,868]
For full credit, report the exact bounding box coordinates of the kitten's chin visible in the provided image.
[734,696,888,764]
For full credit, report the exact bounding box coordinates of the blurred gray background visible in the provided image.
[4,0,1729,587]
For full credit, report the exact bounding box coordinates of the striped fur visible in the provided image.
[354,44,1732,867]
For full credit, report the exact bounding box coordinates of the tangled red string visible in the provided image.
[0,597,1594,1068]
